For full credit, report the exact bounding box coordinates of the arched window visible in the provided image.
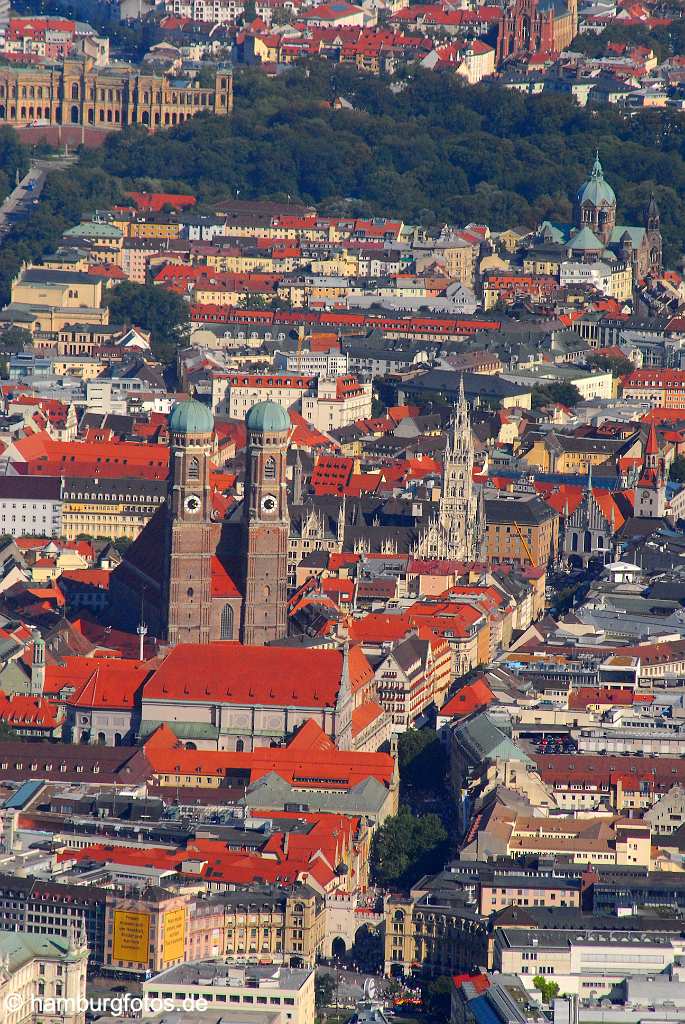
[264,456,276,479]
[71,82,79,99]
[236,738,244,752]
[188,456,200,480]
[220,604,234,640]
[571,532,578,553]
[584,530,592,553]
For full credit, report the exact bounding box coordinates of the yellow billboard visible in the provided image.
[163,908,186,963]
[112,910,150,965]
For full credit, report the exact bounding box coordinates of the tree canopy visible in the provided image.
[315,973,337,1009]
[531,382,582,409]
[104,281,190,362]
[586,352,634,376]
[398,727,447,795]
[669,454,685,483]
[533,976,560,1004]
[370,805,448,889]
[423,976,453,1022]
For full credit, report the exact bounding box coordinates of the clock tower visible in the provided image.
[241,400,290,646]
[164,397,215,646]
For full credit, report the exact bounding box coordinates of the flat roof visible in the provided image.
[146,961,312,990]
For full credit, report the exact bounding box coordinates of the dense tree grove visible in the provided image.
[370,806,448,888]
[4,63,685,302]
[104,281,190,361]
[531,382,582,409]
[398,727,447,794]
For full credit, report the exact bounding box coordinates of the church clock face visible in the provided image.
[184,494,201,514]
[261,494,277,514]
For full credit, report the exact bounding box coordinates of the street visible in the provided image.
[316,965,399,1007]
[0,153,76,239]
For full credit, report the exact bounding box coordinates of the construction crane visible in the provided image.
[512,521,535,566]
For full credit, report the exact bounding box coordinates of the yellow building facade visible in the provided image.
[0,59,232,130]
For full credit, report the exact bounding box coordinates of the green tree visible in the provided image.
[531,382,582,409]
[669,454,685,483]
[398,728,447,794]
[238,292,270,310]
[423,976,453,1022]
[0,720,22,741]
[104,282,190,363]
[197,65,217,89]
[0,326,32,352]
[586,352,634,376]
[370,806,448,889]
[533,977,559,1004]
[315,973,336,1009]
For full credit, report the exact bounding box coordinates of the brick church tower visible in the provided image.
[241,400,290,645]
[164,397,215,645]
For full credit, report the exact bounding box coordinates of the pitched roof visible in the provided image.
[68,659,152,710]
[440,678,496,718]
[143,643,345,707]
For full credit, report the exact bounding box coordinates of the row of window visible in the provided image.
[148,992,294,1006]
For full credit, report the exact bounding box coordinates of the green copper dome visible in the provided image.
[246,400,290,433]
[576,153,616,208]
[169,397,214,435]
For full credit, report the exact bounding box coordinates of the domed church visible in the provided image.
[110,397,291,647]
[540,153,662,282]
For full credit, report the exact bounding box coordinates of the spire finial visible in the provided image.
[592,150,603,178]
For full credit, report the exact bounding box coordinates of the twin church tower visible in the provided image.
[112,397,290,647]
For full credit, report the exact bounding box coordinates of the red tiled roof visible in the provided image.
[568,687,654,711]
[126,192,196,213]
[144,643,345,706]
[0,692,60,729]
[69,659,152,710]
[439,678,496,718]
[352,700,385,737]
